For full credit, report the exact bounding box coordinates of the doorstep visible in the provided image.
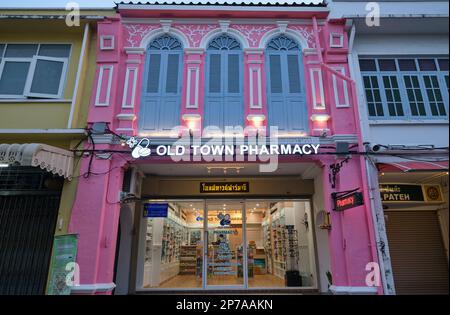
[133,288,320,295]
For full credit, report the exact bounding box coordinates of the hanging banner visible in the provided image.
[46,234,78,295]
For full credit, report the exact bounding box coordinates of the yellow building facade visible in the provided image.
[0,8,115,294]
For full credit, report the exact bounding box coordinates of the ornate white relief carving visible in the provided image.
[231,25,276,47]
[288,25,322,48]
[173,24,218,47]
[160,20,172,33]
[277,21,289,34]
[219,20,230,33]
[124,24,159,47]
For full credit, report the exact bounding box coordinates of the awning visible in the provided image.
[0,143,74,180]
[377,161,449,173]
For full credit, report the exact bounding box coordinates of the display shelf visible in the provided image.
[180,245,198,275]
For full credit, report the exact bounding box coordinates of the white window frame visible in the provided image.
[0,43,71,100]
[23,55,68,99]
[0,57,32,99]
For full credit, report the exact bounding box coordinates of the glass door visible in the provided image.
[204,201,247,289]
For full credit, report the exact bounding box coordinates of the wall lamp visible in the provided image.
[310,114,331,123]
[182,114,201,135]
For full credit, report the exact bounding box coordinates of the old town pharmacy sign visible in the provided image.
[125,136,320,160]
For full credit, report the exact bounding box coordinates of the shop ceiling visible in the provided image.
[379,171,448,185]
[137,162,320,178]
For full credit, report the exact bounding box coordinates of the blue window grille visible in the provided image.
[360,57,449,120]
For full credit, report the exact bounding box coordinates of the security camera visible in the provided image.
[368,144,385,152]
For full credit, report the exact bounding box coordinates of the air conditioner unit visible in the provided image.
[121,167,143,200]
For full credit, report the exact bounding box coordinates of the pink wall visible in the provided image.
[68,10,382,295]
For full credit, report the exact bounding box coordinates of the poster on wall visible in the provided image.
[46,234,78,295]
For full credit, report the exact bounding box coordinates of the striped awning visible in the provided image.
[377,161,448,173]
[0,143,74,180]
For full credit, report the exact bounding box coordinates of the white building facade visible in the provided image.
[330,0,449,294]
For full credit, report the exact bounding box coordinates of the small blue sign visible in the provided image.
[143,203,169,218]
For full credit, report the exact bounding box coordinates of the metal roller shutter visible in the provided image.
[385,210,449,295]
[0,166,62,295]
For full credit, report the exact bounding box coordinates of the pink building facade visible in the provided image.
[68,2,383,295]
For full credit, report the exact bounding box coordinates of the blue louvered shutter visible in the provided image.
[269,55,282,93]
[266,36,307,132]
[228,54,240,93]
[209,54,221,93]
[287,55,301,93]
[165,54,180,93]
[139,35,182,132]
[146,54,161,93]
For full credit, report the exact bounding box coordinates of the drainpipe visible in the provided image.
[312,16,383,294]
[67,22,90,128]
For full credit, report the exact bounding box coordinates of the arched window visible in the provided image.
[265,35,307,132]
[139,35,183,132]
[204,34,244,130]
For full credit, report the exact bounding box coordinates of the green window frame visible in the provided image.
[359,57,449,120]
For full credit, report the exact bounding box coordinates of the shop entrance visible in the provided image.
[205,201,245,289]
[136,199,317,291]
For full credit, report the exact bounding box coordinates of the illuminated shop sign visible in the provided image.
[200,182,249,193]
[380,184,444,203]
[126,137,320,159]
[333,191,364,211]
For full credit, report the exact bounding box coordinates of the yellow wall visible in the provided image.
[0,19,100,129]
[0,11,115,237]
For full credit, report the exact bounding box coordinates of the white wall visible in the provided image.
[329,1,449,19]
[350,33,449,147]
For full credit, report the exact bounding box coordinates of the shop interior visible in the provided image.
[139,199,317,289]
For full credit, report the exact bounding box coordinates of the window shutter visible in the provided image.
[209,54,221,93]
[147,54,161,93]
[165,54,180,93]
[269,55,282,93]
[287,55,301,93]
[227,54,239,93]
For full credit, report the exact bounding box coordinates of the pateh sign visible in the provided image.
[334,192,364,211]
[380,184,444,203]
[200,182,249,193]
[143,203,169,217]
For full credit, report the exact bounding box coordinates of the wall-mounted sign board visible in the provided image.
[200,182,249,193]
[379,184,444,203]
[333,191,364,211]
[143,203,169,218]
